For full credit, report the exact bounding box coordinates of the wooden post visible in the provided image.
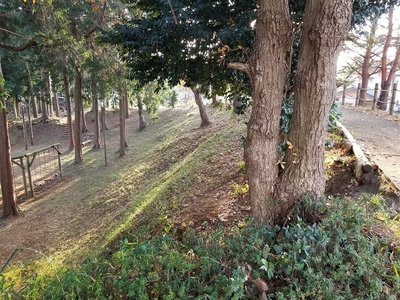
[355,83,361,106]
[372,83,379,110]
[341,84,346,106]
[389,82,397,115]
[101,106,108,166]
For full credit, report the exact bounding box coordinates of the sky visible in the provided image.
[337,6,400,71]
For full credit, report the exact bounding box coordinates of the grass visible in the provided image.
[2,106,400,299]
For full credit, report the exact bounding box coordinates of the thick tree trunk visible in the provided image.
[26,62,38,118]
[244,0,293,225]
[0,59,19,218]
[191,88,211,127]
[138,97,146,131]
[63,70,75,151]
[74,66,83,164]
[276,0,352,220]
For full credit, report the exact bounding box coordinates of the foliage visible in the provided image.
[230,183,249,197]
[168,90,178,108]
[6,194,400,299]
[328,102,342,129]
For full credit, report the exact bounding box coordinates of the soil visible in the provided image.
[0,105,398,267]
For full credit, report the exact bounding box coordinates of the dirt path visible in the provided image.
[339,107,400,191]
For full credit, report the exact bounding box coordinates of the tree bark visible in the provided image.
[0,58,19,217]
[191,87,211,127]
[359,21,377,107]
[124,81,129,119]
[46,73,53,117]
[81,99,88,133]
[74,65,83,164]
[276,0,352,220]
[53,86,61,118]
[119,81,126,156]
[244,0,292,225]
[91,77,101,149]
[63,70,75,151]
[378,8,394,110]
[26,62,38,118]
[13,95,19,120]
[138,96,146,131]
[41,89,49,123]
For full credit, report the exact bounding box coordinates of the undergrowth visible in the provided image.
[2,195,399,299]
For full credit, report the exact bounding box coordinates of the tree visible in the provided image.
[100,0,256,127]
[341,19,382,106]
[378,7,400,110]
[0,57,19,217]
[169,90,178,108]
[104,0,400,225]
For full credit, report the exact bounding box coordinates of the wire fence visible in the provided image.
[8,144,62,202]
[338,82,400,114]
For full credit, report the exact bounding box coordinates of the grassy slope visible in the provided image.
[1,106,248,277]
[2,107,400,299]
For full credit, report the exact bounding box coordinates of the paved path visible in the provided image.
[339,107,400,191]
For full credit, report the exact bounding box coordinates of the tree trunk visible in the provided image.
[91,77,101,149]
[244,0,293,225]
[27,100,34,145]
[74,65,83,164]
[63,70,75,151]
[13,95,19,120]
[0,58,19,217]
[378,8,394,110]
[119,81,126,156]
[379,41,400,110]
[41,89,49,123]
[275,0,352,222]
[138,96,147,131]
[191,88,211,127]
[46,73,53,117]
[124,81,129,119]
[53,86,61,118]
[359,21,377,107]
[26,62,38,118]
[81,100,88,133]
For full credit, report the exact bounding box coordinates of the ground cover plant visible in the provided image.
[1,107,400,299]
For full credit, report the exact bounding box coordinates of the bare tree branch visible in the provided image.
[0,40,38,51]
[228,62,251,76]
[84,0,108,39]
[0,28,29,40]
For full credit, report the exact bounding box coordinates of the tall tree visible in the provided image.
[378,7,400,110]
[104,0,400,225]
[0,57,19,217]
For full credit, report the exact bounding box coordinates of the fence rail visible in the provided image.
[8,144,62,201]
[339,83,400,115]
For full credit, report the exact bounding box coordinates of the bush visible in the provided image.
[5,196,400,299]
